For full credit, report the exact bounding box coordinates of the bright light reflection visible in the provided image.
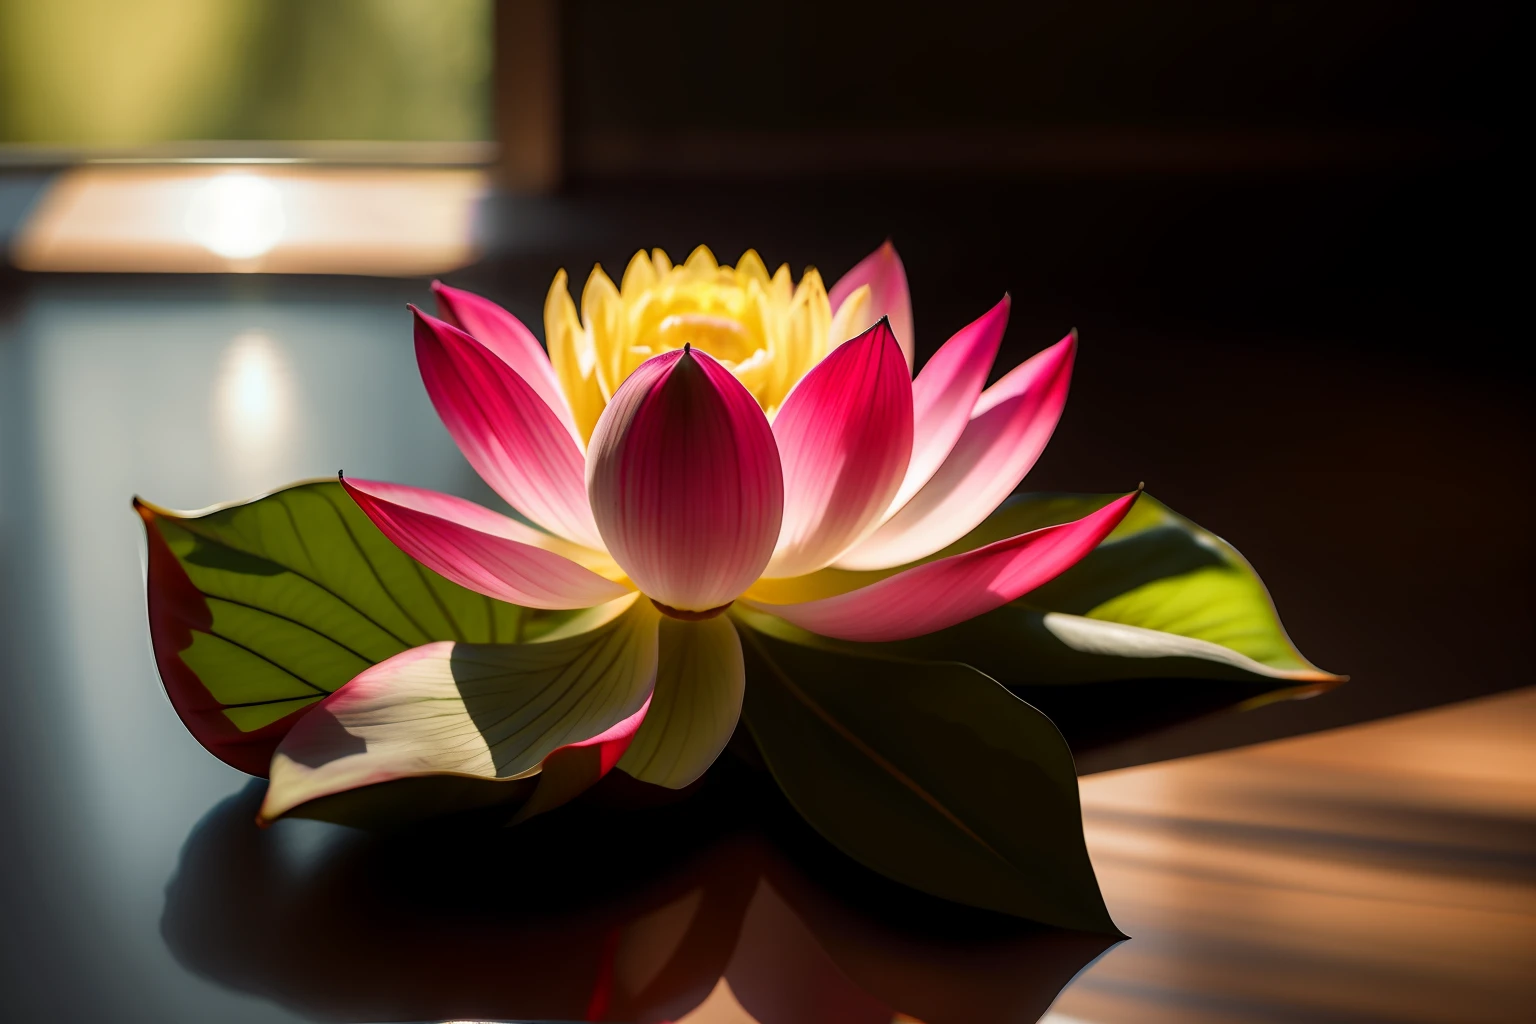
[213,331,293,493]
[16,165,484,275]
[185,172,285,259]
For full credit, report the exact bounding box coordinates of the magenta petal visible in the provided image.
[828,241,914,368]
[749,491,1139,642]
[836,332,1077,570]
[432,281,581,443]
[342,476,629,609]
[893,296,1010,513]
[587,347,784,611]
[767,318,913,578]
[412,306,602,548]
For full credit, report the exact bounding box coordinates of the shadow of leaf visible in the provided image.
[162,768,1114,1023]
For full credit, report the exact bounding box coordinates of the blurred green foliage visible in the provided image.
[0,0,491,144]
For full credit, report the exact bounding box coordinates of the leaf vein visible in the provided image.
[741,628,1011,867]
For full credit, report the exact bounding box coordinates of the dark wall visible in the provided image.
[564,1,1517,152]
[546,0,1519,359]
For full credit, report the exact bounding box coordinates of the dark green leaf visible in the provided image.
[844,493,1343,757]
[736,614,1118,934]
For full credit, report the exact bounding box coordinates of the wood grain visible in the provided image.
[1050,687,1536,1024]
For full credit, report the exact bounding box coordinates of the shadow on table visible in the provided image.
[162,771,1115,1023]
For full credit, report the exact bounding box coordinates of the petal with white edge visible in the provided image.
[837,332,1075,571]
[260,600,660,822]
[890,296,1010,514]
[413,305,603,548]
[432,281,581,443]
[765,318,913,578]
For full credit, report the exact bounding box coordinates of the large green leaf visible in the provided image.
[137,480,588,776]
[842,492,1342,757]
[751,490,1336,683]
[735,612,1118,933]
[911,491,1336,676]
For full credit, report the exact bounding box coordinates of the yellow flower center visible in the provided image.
[543,245,871,443]
[655,313,755,363]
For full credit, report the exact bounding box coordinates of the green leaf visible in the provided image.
[735,615,1118,934]
[138,480,590,776]
[839,492,1343,757]
[946,491,1336,676]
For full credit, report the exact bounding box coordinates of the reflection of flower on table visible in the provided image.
[164,772,1113,1024]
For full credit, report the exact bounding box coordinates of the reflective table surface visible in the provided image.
[1,170,1530,1022]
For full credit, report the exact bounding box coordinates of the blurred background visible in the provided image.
[0,1,1528,1022]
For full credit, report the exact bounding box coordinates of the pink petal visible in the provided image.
[432,281,582,443]
[835,332,1076,571]
[890,296,1010,514]
[765,318,913,578]
[828,240,914,369]
[412,306,603,548]
[748,490,1138,642]
[342,476,630,609]
[587,347,783,611]
[507,697,651,824]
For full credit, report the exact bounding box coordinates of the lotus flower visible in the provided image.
[258,243,1138,824]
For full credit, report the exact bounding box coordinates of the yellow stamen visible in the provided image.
[545,247,866,439]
